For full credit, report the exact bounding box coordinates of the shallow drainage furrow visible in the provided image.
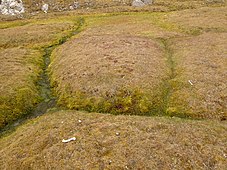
[158,38,177,115]
[33,17,85,117]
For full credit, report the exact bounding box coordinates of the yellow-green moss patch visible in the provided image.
[0,48,43,128]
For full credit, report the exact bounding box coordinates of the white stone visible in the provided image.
[69,5,74,10]
[41,3,49,13]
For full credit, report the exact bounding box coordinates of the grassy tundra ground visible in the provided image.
[0,1,227,169]
[0,16,81,128]
[50,9,227,119]
[1,111,227,169]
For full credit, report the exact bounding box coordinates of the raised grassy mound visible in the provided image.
[50,33,168,115]
[49,13,185,116]
[0,20,75,48]
[166,6,227,32]
[167,33,227,119]
[0,111,227,169]
[50,10,227,119]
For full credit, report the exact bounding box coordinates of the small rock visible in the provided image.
[41,3,49,13]
[69,5,74,10]
[78,119,82,123]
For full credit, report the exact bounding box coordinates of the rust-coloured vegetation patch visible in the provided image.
[1,110,226,169]
[50,33,168,114]
[167,32,227,119]
[0,48,42,128]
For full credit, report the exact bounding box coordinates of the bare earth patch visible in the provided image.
[0,110,226,169]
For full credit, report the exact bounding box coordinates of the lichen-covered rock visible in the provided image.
[0,0,25,15]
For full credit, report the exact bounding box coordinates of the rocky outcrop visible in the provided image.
[0,0,155,15]
[0,0,25,15]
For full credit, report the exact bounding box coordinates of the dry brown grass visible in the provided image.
[0,21,74,49]
[0,48,42,128]
[155,0,205,10]
[47,13,188,116]
[49,8,227,118]
[50,35,168,114]
[0,48,42,96]
[167,6,227,33]
[159,6,227,119]
[49,14,172,114]
[1,3,227,170]
[51,35,166,93]
[0,110,227,169]
[83,14,184,39]
[167,32,227,119]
